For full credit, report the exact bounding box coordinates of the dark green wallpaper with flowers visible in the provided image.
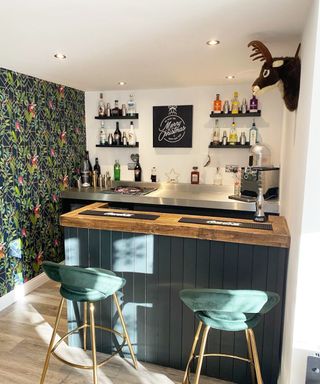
[0,67,85,297]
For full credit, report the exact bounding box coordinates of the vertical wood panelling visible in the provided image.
[181,238,197,372]
[88,229,102,351]
[234,244,253,383]
[146,235,159,363]
[157,236,171,366]
[220,243,238,382]
[207,241,224,378]
[100,230,112,354]
[65,228,288,384]
[169,237,184,369]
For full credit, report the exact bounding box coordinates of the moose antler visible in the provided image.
[248,40,272,64]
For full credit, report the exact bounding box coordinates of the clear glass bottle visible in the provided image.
[229,120,238,145]
[111,100,120,117]
[240,131,246,145]
[213,94,222,113]
[128,121,136,146]
[214,166,223,185]
[212,119,220,145]
[100,121,106,145]
[114,160,121,181]
[249,119,258,146]
[222,130,228,145]
[128,94,136,116]
[98,93,105,116]
[231,91,240,114]
[122,131,128,146]
[191,166,200,184]
[241,98,248,114]
[106,102,111,117]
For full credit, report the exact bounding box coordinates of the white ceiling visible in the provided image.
[0,0,310,91]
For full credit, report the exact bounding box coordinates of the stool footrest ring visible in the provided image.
[51,324,127,370]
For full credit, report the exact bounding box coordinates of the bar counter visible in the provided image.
[61,182,280,215]
[61,202,289,384]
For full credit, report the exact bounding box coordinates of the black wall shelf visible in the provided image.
[209,142,251,149]
[210,111,261,118]
[96,142,139,148]
[95,113,139,120]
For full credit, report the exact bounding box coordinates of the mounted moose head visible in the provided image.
[248,40,301,111]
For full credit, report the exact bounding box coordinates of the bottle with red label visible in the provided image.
[191,166,200,184]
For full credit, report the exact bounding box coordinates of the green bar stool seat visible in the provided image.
[40,261,137,384]
[180,288,280,384]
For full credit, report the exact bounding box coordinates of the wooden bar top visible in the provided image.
[60,202,290,248]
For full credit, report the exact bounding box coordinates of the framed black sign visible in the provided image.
[153,105,193,148]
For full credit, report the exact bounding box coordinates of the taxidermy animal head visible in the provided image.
[248,40,301,111]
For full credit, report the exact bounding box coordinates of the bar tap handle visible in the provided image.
[254,187,267,222]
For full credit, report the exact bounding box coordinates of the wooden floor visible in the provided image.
[0,280,232,384]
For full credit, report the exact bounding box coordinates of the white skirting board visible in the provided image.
[0,272,49,312]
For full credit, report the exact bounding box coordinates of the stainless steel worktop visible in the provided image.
[61,182,279,214]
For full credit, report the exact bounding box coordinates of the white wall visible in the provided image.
[85,83,283,185]
[279,1,320,383]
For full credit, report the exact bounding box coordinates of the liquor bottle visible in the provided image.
[128,121,136,146]
[213,94,222,114]
[212,119,220,145]
[114,122,121,145]
[122,131,128,146]
[134,158,142,182]
[223,100,230,114]
[231,91,240,114]
[191,166,200,184]
[151,167,157,182]
[229,120,238,145]
[105,103,111,117]
[80,151,91,187]
[93,157,101,177]
[128,94,136,116]
[111,100,120,117]
[107,133,113,145]
[114,160,121,181]
[222,130,228,146]
[98,93,105,116]
[240,131,247,145]
[99,122,106,145]
[249,95,258,113]
[241,98,248,114]
[249,119,258,146]
[122,104,127,117]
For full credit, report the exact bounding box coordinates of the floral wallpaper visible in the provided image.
[0,67,85,297]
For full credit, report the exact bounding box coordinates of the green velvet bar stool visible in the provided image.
[40,261,137,384]
[180,289,279,384]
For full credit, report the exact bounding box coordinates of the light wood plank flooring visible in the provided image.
[0,281,232,384]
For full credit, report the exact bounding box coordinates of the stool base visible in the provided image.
[40,293,137,384]
[182,322,263,384]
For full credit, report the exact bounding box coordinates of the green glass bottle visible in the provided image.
[114,160,121,181]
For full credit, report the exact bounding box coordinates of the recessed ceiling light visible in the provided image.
[206,40,220,46]
[54,53,66,60]
[225,75,235,79]
[118,81,127,86]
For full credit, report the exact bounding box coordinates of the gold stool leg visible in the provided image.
[89,303,98,384]
[83,302,88,351]
[113,293,138,369]
[40,297,65,384]
[248,329,263,384]
[182,322,203,384]
[245,329,256,384]
[194,325,210,384]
